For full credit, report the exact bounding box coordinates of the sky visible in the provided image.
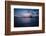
[14,8,39,17]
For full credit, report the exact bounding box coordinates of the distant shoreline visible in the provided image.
[14,16,39,18]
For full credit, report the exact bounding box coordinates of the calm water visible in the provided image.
[14,17,39,27]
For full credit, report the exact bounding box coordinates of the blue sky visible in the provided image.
[14,8,39,17]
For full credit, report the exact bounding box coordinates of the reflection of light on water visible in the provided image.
[21,18,31,23]
[20,13,32,23]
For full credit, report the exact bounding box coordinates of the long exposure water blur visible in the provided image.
[14,17,39,27]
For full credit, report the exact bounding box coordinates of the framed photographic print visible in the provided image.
[5,1,45,35]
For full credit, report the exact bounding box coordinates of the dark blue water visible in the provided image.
[14,16,39,27]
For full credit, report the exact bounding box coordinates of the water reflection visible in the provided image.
[14,17,39,27]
